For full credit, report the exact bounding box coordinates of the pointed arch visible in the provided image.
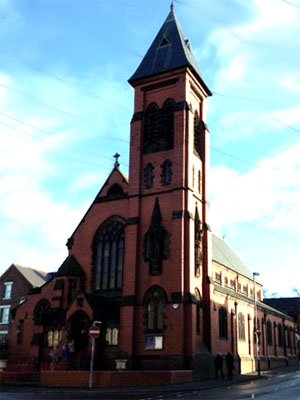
[92,216,126,291]
[144,286,167,332]
[143,103,159,153]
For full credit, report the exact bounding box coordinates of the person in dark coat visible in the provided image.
[214,353,224,379]
[226,352,235,379]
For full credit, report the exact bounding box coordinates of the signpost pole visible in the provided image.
[88,322,101,389]
[89,337,95,389]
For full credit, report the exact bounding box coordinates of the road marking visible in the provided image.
[251,394,255,399]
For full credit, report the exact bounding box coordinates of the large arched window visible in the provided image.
[33,299,51,325]
[238,312,245,341]
[266,320,273,345]
[219,307,228,339]
[194,111,201,157]
[92,217,125,291]
[144,286,167,332]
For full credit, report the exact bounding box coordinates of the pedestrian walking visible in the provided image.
[226,352,235,380]
[214,353,224,379]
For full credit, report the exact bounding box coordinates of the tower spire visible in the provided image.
[170,1,174,12]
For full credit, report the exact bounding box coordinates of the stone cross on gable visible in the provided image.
[113,153,120,168]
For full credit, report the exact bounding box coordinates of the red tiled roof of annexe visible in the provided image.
[13,264,51,287]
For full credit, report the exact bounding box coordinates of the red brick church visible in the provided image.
[6,6,297,385]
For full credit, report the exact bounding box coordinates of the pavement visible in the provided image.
[1,364,300,395]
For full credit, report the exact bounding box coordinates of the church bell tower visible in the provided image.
[120,5,212,369]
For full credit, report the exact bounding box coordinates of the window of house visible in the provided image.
[214,272,221,284]
[93,217,125,291]
[219,307,228,339]
[224,277,229,287]
[0,306,10,324]
[0,331,8,346]
[47,331,53,347]
[238,283,242,292]
[144,163,154,189]
[250,288,254,298]
[144,286,166,333]
[257,290,261,300]
[238,313,246,341]
[161,160,172,186]
[3,282,12,299]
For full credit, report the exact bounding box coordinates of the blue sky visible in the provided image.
[0,0,299,297]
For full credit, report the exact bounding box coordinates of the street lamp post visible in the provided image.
[253,272,260,376]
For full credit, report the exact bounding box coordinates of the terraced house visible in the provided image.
[6,6,297,386]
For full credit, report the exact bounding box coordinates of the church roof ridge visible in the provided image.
[128,7,211,95]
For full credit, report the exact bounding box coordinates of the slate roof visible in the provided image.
[14,264,51,287]
[212,235,254,280]
[55,255,85,277]
[129,6,211,95]
[264,297,300,314]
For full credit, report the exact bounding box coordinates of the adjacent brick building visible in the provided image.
[0,264,50,363]
[6,6,297,384]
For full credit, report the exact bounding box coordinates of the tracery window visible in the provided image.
[219,307,228,339]
[266,320,273,345]
[144,286,167,332]
[161,159,172,186]
[144,163,154,189]
[238,312,246,341]
[92,217,125,291]
[194,111,201,158]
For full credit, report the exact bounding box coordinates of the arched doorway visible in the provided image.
[67,311,91,370]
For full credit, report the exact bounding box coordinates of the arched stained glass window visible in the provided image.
[161,159,172,186]
[219,307,228,339]
[266,320,273,345]
[92,217,125,291]
[238,312,246,341]
[144,286,167,332]
[144,163,154,189]
[162,99,175,149]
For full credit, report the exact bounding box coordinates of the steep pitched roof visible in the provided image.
[264,297,300,314]
[212,235,254,280]
[55,255,85,278]
[129,7,211,95]
[13,264,51,287]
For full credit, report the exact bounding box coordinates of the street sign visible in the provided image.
[89,325,100,339]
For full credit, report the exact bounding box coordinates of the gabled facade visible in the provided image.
[0,264,50,363]
[6,6,297,383]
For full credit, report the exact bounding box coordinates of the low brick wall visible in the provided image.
[41,370,193,387]
[0,371,31,385]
